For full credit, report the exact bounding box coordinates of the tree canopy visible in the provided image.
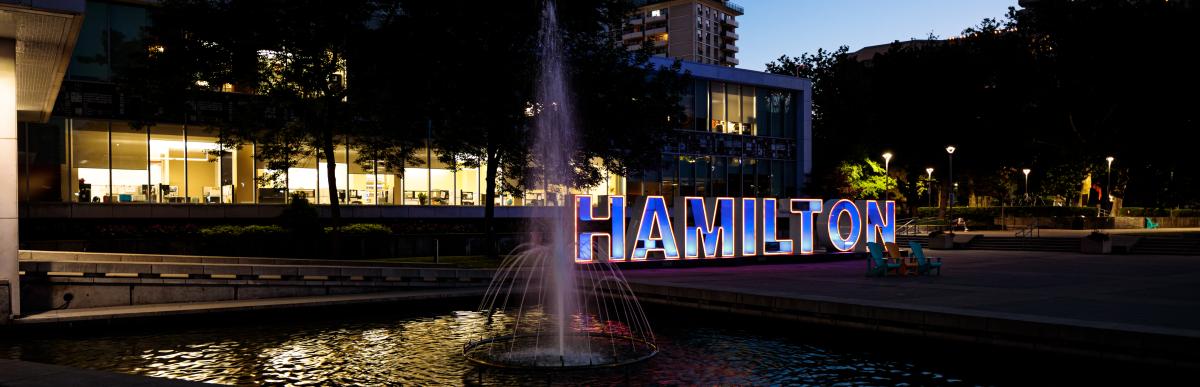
[120,0,689,256]
[767,0,1199,211]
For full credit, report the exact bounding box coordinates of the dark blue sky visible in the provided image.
[735,0,1018,70]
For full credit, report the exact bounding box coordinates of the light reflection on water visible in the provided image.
[2,308,975,385]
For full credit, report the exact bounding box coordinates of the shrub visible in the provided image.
[199,225,287,237]
[326,223,392,235]
[280,195,321,235]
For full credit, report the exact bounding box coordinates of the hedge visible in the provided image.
[200,223,394,237]
[199,225,287,237]
[324,223,393,235]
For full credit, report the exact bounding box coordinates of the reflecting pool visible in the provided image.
[1,304,981,385]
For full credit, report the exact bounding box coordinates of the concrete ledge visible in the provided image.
[17,260,495,311]
[14,287,486,324]
[1,279,10,324]
[20,261,493,283]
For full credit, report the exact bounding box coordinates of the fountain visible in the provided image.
[462,0,657,369]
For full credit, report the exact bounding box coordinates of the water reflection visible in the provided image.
[2,309,974,385]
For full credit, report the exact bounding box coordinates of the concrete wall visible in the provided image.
[2,38,21,317]
[1108,216,1199,229]
[999,216,1200,230]
[18,259,493,312]
[0,279,9,324]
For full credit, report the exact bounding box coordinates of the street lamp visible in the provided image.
[946,146,956,223]
[1022,168,1031,205]
[1105,156,1115,215]
[926,167,934,208]
[882,152,892,201]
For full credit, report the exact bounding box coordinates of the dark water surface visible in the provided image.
[2,303,992,386]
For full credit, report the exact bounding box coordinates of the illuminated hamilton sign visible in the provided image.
[574,195,895,263]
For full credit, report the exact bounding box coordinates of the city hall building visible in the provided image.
[14,0,810,219]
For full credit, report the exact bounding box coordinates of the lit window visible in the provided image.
[650,9,660,17]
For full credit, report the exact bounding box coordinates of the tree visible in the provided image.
[767,1,1200,212]
[389,0,687,258]
[832,158,893,200]
[127,0,406,240]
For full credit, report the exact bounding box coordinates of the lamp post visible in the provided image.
[926,167,934,208]
[882,152,892,201]
[1022,168,1031,205]
[1105,156,1114,215]
[946,146,956,223]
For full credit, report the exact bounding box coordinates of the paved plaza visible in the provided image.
[621,249,1200,366]
[624,249,1200,332]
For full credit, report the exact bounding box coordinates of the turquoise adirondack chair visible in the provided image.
[866,242,900,277]
[908,241,942,276]
[1146,217,1159,229]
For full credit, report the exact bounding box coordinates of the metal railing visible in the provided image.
[725,1,744,14]
[897,217,945,236]
[1015,222,1040,238]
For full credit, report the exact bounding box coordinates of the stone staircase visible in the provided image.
[897,235,1078,252]
[899,234,1200,255]
[1130,236,1200,256]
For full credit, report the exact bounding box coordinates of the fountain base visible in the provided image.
[463,332,657,369]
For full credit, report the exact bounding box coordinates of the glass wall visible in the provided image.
[705,81,757,135]
[148,125,185,203]
[109,123,148,202]
[71,120,110,202]
[186,127,225,203]
[315,144,349,205]
[31,118,635,206]
[68,0,152,82]
[404,148,430,205]
[19,120,70,202]
[428,151,454,206]
[756,88,795,138]
[256,144,287,204]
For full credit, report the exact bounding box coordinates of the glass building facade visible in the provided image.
[16,1,808,211]
[624,65,805,204]
[17,119,622,206]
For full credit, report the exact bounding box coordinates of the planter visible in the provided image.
[928,234,956,249]
[1080,238,1111,254]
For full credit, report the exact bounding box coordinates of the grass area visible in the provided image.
[370,255,505,269]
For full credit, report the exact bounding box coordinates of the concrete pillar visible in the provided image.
[1,38,19,316]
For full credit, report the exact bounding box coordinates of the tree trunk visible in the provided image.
[321,126,340,229]
[483,142,500,259]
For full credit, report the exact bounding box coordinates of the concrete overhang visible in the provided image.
[1,0,85,123]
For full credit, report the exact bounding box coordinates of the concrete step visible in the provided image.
[1131,237,1200,255]
[898,236,1080,252]
[19,250,453,268]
